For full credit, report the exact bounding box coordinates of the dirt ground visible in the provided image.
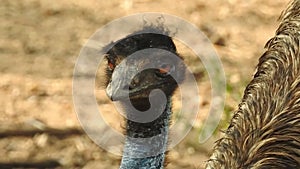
[0,0,290,168]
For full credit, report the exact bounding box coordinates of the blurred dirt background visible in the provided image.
[0,0,290,168]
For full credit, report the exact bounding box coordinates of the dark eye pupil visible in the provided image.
[108,61,114,70]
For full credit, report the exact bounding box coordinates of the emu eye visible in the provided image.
[107,61,115,70]
[157,63,173,77]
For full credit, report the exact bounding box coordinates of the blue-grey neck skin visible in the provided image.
[119,97,172,169]
[120,153,166,169]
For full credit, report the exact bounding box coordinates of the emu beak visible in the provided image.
[106,80,129,101]
[105,63,136,101]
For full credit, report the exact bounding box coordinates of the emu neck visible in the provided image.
[120,97,172,169]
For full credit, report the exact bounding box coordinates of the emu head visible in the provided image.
[104,33,185,110]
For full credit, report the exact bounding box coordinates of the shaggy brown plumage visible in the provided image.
[207,0,300,168]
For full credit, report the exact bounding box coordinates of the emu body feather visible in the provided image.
[207,1,300,168]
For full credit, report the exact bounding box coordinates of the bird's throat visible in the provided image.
[119,97,172,169]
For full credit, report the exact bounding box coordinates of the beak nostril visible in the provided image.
[128,83,136,90]
[123,84,131,90]
[129,86,134,90]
